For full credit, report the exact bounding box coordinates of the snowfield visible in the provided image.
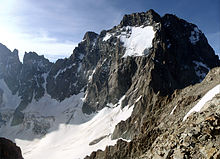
[120,26,155,58]
[183,84,220,121]
[102,25,155,58]
[0,83,134,159]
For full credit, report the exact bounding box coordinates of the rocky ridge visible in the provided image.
[85,66,220,159]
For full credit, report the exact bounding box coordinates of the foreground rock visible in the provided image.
[0,137,23,159]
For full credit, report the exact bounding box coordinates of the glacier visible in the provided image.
[0,81,134,159]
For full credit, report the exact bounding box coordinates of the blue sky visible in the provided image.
[0,0,219,61]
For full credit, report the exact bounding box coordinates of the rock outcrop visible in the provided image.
[0,137,23,159]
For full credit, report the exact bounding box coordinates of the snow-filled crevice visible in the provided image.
[183,84,220,121]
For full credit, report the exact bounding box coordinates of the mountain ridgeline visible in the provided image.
[0,9,220,159]
[0,9,219,125]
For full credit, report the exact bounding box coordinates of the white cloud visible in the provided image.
[0,0,77,62]
[0,0,123,62]
[0,25,75,62]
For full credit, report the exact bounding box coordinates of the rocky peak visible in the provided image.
[18,52,53,101]
[0,44,21,70]
[119,9,161,27]
[82,9,220,115]
[83,31,98,42]
[12,49,19,56]
[147,12,220,95]
[10,52,52,125]
[0,43,22,94]
[22,52,52,73]
[0,43,11,55]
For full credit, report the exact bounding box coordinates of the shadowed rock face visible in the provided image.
[81,9,219,114]
[11,52,53,126]
[0,137,23,159]
[0,44,22,94]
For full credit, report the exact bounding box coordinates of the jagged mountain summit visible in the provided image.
[0,9,220,159]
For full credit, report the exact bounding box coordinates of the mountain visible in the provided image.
[0,9,220,159]
[85,67,220,159]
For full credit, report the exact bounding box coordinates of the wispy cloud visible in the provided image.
[0,0,123,61]
[0,23,76,62]
[0,0,219,61]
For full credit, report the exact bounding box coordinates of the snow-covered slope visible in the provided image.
[120,26,155,58]
[102,25,155,58]
[0,79,21,110]
[1,73,133,158]
[0,91,134,159]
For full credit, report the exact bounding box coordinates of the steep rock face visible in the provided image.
[11,52,53,126]
[20,52,52,102]
[82,9,219,115]
[0,44,22,94]
[46,32,99,101]
[0,137,23,159]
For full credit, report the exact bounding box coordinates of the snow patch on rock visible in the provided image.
[189,27,200,44]
[120,26,155,58]
[54,63,76,79]
[193,61,210,82]
[183,84,220,121]
[170,105,177,115]
[103,33,113,41]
